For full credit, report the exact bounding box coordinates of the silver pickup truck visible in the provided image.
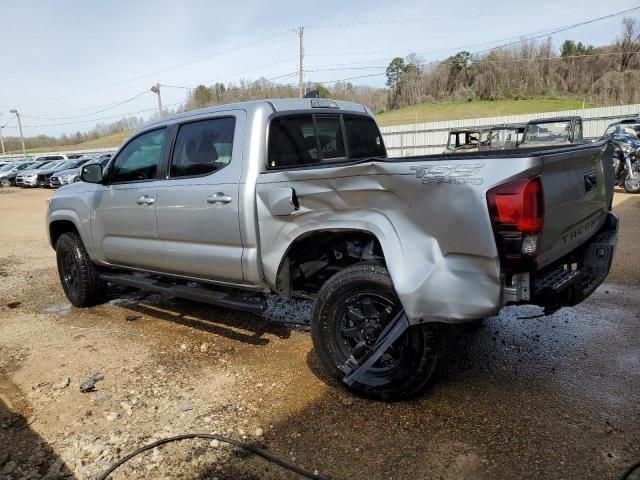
[47,99,618,400]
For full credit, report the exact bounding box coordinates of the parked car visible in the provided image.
[33,159,95,187]
[0,161,42,187]
[48,157,97,187]
[520,116,584,147]
[16,160,68,187]
[48,98,618,400]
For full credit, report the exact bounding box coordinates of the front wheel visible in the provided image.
[623,171,640,193]
[0,178,11,187]
[56,232,105,307]
[311,263,440,400]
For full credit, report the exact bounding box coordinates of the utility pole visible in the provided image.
[0,126,5,154]
[9,109,26,157]
[298,27,305,97]
[150,83,163,118]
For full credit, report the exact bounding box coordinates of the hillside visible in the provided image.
[18,130,133,154]
[375,98,598,126]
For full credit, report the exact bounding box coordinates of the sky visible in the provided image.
[0,0,638,137]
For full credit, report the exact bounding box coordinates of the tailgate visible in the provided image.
[536,141,614,269]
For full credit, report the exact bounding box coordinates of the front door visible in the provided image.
[155,113,245,283]
[91,128,168,271]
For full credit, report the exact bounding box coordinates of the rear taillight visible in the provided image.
[487,177,544,263]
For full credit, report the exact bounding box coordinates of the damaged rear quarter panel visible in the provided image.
[255,156,541,323]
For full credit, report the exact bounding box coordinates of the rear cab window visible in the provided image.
[268,113,385,169]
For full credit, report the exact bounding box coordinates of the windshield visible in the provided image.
[488,129,520,149]
[15,163,35,171]
[523,121,571,145]
[0,163,15,172]
[56,161,77,170]
[34,161,55,170]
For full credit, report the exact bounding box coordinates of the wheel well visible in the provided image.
[49,220,79,249]
[275,230,385,299]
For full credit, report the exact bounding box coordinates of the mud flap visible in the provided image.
[340,311,409,386]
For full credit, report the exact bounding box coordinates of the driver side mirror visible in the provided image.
[81,164,103,183]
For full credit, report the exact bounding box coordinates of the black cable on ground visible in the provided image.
[621,460,640,480]
[98,433,328,480]
[96,433,331,480]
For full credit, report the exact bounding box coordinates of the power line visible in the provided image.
[17,79,301,128]
[304,2,627,28]
[21,91,151,121]
[306,6,640,59]
[474,6,640,55]
[2,29,295,109]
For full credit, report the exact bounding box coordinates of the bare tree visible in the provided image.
[618,17,640,72]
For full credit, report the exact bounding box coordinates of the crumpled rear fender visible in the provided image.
[255,159,539,323]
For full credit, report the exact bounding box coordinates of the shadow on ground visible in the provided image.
[108,288,299,347]
[0,384,75,479]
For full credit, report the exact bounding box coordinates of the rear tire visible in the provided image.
[311,263,440,401]
[56,232,105,307]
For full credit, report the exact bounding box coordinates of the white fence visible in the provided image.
[3,103,640,160]
[379,103,640,157]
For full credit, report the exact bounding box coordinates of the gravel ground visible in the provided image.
[0,188,638,480]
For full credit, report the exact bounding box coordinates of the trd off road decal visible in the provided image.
[411,164,485,185]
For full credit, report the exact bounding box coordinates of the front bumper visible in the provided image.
[531,212,619,312]
[49,176,62,188]
[16,176,37,187]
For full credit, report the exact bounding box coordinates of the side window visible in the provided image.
[170,117,236,178]
[111,129,166,183]
[343,115,386,159]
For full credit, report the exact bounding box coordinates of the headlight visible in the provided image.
[59,174,74,183]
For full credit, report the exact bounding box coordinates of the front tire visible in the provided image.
[0,178,11,187]
[622,172,640,193]
[311,263,440,400]
[56,232,105,307]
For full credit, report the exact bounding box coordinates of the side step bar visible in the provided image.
[101,272,267,314]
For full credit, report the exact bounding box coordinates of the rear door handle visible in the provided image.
[136,195,155,206]
[206,193,232,205]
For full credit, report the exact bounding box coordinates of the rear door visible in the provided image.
[91,128,168,270]
[537,142,613,268]
[155,112,246,283]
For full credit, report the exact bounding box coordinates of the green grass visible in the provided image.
[375,98,599,127]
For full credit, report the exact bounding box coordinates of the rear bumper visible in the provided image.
[530,212,618,312]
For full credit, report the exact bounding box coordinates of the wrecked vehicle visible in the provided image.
[444,127,491,153]
[520,116,584,147]
[485,124,525,150]
[47,99,618,400]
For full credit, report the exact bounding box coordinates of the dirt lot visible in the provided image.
[0,188,639,480]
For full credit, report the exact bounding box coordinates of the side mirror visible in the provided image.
[81,164,103,183]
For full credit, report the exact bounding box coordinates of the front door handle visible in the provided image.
[136,195,155,206]
[206,193,232,205]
